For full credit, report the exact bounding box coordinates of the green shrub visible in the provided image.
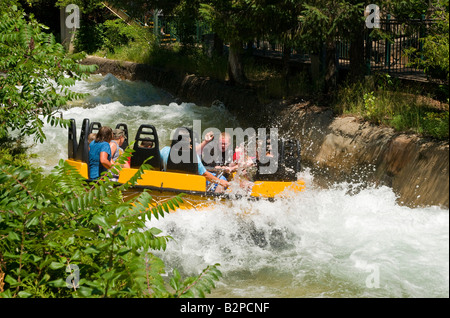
[74,18,105,54]
[1,7,220,298]
[420,111,449,138]
[335,77,449,140]
[406,2,449,82]
[95,19,156,63]
[103,19,143,53]
[0,148,221,298]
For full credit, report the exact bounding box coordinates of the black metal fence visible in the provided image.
[250,15,435,78]
[340,15,434,76]
[108,4,436,79]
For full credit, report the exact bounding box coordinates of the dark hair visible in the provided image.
[95,126,113,143]
[140,140,154,148]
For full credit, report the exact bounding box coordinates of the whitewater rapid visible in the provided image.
[26,74,449,298]
[148,176,448,298]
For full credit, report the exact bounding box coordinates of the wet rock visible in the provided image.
[276,105,449,208]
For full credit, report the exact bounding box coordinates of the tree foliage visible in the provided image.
[0,147,221,298]
[384,0,431,20]
[51,0,449,86]
[406,0,449,82]
[0,6,97,143]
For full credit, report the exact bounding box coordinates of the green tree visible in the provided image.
[54,0,104,14]
[298,0,368,90]
[0,5,97,143]
[384,0,431,19]
[200,0,266,85]
[171,0,203,49]
[96,0,252,84]
[240,0,305,91]
[406,0,449,82]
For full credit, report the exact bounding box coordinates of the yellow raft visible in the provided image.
[66,119,305,209]
[66,159,305,201]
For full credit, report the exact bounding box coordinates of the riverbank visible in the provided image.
[80,56,449,208]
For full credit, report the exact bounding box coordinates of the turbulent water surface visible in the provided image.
[28,74,449,298]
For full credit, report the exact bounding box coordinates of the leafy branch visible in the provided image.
[0,6,97,143]
[0,155,221,298]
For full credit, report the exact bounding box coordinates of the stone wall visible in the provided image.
[275,102,449,208]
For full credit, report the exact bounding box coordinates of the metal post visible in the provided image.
[419,14,425,61]
[153,10,159,43]
[321,43,326,74]
[385,14,391,70]
[366,29,372,75]
[196,21,200,44]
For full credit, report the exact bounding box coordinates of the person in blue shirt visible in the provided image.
[88,126,113,180]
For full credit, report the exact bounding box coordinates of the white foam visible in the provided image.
[148,177,449,297]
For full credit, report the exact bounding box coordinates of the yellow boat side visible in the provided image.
[118,168,207,192]
[251,180,306,198]
[66,159,89,179]
[65,159,305,199]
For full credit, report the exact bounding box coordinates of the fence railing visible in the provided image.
[250,16,434,77]
[337,15,434,76]
[103,3,435,78]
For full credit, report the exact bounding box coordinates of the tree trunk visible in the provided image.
[324,39,337,94]
[214,34,224,56]
[349,28,367,81]
[282,43,292,95]
[227,42,247,85]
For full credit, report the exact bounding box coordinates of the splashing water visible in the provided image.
[27,74,449,298]
[148,173,448,298]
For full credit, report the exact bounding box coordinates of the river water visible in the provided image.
[27,74,449,298]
